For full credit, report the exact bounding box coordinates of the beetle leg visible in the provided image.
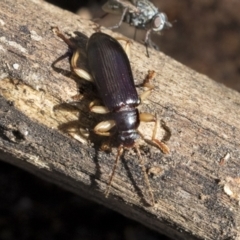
[90,106,109,114]
[89,100,110,114]
[140,70,155,102]
[71,49,93,82]
[151,117,170,154]
[52,27,77,49]
[138,113,170,154]
[52,27,93,82]
[112,37,131,59]
[160,120,172,142]
[143,70,155,89]
[68,128,89,144]
[140,90,152,102]
[139,112,156,122]
[94,120,116,136]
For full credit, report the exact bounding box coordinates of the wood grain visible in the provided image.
[0,0,240,239]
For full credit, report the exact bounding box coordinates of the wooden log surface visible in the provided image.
[0,0,240,239]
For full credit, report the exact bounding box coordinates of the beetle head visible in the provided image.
[117,130,139,148]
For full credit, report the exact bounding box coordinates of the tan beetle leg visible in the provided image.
[52,27,93,82]
[90,106,109,114]
[94,120,116,136]
[139,112,156,122]
[140,90,152,102]
[115,37,132,59]
[68,128,89,144]
[89,100,110,114]
[71,49,93,81]
[143,70,156,89]
[151,119,170,154]
[138,70,169,153]
[138,113,170,154]
[140,70,155,102]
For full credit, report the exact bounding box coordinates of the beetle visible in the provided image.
[102,0,172,56]
[53,27,169,205]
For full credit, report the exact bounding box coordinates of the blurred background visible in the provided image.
[1,1,240,240]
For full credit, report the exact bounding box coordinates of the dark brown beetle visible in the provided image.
[53,28,169,205]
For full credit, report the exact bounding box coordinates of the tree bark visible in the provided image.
[0,0,240,239]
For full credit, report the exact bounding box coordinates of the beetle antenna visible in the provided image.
[135,145,155,205]
[105,145,124,197]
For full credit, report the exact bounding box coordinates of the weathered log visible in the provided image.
[0,0,240,239]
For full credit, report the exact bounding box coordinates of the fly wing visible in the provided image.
[102,1,123,15]
[116,0,139,13]
[87,32,139,111]
[102,0,139,14]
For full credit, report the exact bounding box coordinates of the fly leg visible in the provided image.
[144,29,151,58]
[144,29,159,57]
[108,7,128,30]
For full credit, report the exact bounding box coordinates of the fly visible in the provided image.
[102,0,172,56]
